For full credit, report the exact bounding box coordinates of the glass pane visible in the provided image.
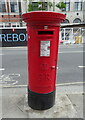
[65,0,70,2]
[32,2,38,11]
[66,2,70,11]
[10,0,17,2]
[63,0,70,2]
[78,0,82,1]
[0,2,6,12]
[73,18,81,23]
[74,2,78,11]
[10,2,18,12]
[32,2,48,11]
[63,19,69,23]
[0,0,5,2]
[74,2,82,11]
[78,2,82,10]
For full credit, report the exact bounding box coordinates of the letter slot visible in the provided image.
[38,31,53,35]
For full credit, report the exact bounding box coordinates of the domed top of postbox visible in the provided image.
[22,11,66,26]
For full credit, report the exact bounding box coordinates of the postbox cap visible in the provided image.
[22,11,66,26]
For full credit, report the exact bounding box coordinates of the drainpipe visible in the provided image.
[18,0,22,27]
[7,0,10,26]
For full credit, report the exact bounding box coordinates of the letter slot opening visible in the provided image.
[38,31,53,35]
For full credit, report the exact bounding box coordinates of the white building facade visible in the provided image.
[61,0,84,24]
[22,0,85,25]
[0,0,85,27]
[0,0,85,44]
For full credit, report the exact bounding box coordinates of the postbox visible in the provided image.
[22,11,66,110]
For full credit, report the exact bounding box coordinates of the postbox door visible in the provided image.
[28,27,59,94]
[37,29,59,93]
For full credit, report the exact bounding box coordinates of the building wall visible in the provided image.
[0,0,23,27]
[21,0,85,24]
[0,0,85,27]
[83,1,85,23]
[61,0,84,24]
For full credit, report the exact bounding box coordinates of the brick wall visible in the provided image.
[0,15,21,22]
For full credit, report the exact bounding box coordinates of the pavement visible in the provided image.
[0,44,84,119]
[0,83,84,119]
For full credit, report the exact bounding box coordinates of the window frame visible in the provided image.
[73,18,81,23]
[62,2,70,12]
[10,0,18,13]
[74,2,82,11]
[31,2,48,11]
[0,0,6,12]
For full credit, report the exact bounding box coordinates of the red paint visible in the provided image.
[22,12,66,94]
[12,28,15,32]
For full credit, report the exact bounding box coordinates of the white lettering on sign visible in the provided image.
[40,41,50,57]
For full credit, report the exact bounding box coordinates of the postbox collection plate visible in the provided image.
[40,41,50,57]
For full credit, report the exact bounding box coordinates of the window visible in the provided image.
[32,2,48,11]
[61,31,70,40]
[65,2,70,11]
[31,2,38,11]
[74,2,82,11]
[62,2,70,11]
[0,1,6,12]
[10,2,18,12]
[73,18,81,23]
[62,19,69,23]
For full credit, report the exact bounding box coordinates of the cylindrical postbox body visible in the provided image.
[22,11,66,110]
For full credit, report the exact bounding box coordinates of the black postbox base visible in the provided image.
[28,89,55,110]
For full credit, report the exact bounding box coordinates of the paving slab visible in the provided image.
[67,94,84,118]
[1,85,84,119]
[22,94,78,118]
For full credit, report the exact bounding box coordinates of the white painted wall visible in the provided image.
[21,0,84,24]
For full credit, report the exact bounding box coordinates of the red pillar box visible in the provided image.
[22,11,66,110]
